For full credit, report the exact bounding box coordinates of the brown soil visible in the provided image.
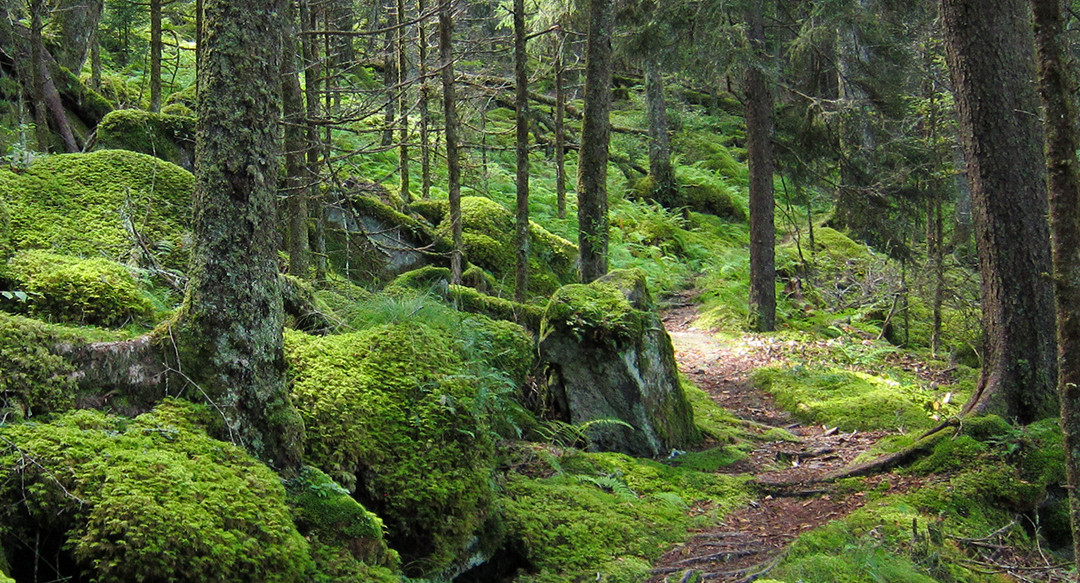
[648,303,916,583]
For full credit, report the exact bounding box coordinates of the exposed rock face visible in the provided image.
[539,269,699,457]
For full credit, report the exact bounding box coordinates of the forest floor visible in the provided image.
[646,302,924,583]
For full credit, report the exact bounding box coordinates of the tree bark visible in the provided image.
[513,0,530,301]
[417,0,432,199]
[942,0,1058,423]
[150,0,162,112]
[174,0,304,472]
[1029,0,1080,566]
[440,0,463,283]
[50,0,105,73]
[283,2,309,277]
[382,0,397,148]
[554,24,567,220]
[301,0,326,281]
[745,2,776,332]
[645,57,675,207]
[577,0,613,283]
[396,0,411,203]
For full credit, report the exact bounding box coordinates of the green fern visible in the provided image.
[574,474,638,501]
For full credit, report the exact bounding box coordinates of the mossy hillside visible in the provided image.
[751,365,963,432]
[6,250,155,327]
[0,150,194,270]
[286,319,521,576]
[0,401,314,582]
[95,109,196,169]
[500,448,751,583]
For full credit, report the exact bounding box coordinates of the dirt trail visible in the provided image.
[647,305,907,583]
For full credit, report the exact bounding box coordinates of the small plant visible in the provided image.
[535,418,634,449]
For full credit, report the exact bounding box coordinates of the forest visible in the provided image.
[0,0,1078,581]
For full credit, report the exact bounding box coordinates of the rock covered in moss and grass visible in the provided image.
[0,312,84,417]
[286,314,529,577]
[95,109,196,169]
[0,400,314,582]
[0,150,193,270]
[5,249,154,327]
[539,269,699,457]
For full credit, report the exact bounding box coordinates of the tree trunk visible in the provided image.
[513,0,530,301]
[28,0,51,152]
[440,0,463,283]
[554,25,567,219]
[577,0,613,283]
[301,0,325,280]
[645,57,675,207]
[417,0,432,199]
[942,0,1058,423]
[90,27,101,89]
[382,2,397,148]
[50,0,105,73]
[397,0,411,203]
[174,0,304,472]
[745,2,776,332]
[283,2,309,277]
[1029,0,1080,567]
[150,0,162,112]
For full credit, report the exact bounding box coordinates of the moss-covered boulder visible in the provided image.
[286,321,506,577]
[0,150,193,270]
[95,109,196,169]
[0,401,314,582]
[0,312,83,417]
[434,196,578,298]
[5,250,154,327]
[539,269,699,457]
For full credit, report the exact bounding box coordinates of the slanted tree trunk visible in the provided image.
[150,0,162,112]
[28,0,51,152]
[513,0,530,301]
[942,0,1057,423]
[283,2,309,277]
[645,57,675,207]
[172,0,304,471]
[554,24,567,219]
[440,0,463,283]
[1029,0,1080,566]
[577,0,613,283]
[745,2,776,332]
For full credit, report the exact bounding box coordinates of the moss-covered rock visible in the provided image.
[673,132,747,182]
[95,109,196,169]
[0,150,193,270]
[286,322,505,577]
[0,401,314,582]
[6,250,154,327]
[0,312,82,417]
[539,270,699,456]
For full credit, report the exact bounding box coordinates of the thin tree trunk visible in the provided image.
[513,0,530,301]
[577,0,613,283]
[929,198,945,355]
[283,1,309,277]
[645,57,675,207]
[382,2,397,148]
[745,2,776,332]
[417,0,431,199]
[301,0,326,281]
[440,0,463,283]
[397,0,411,203]
[195,0,203,96]
[1030,0,1080,567]
[942,0,1058,423]
[28,0,51,152]
[554,25,567,219]
[90,27,102,89]
[150,0,162,112]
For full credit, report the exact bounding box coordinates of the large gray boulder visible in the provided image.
[539,269,699,457]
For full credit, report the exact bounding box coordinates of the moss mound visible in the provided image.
[751,366,960,432]
[0,198,11,261]
[540,276,652,347]
[286,320,512,576]
[6,250,154,326]
[673,132,747,182]
[0,312,88,418]
[675,166,746,221]
[95,109,196,168]
[0,150,193,270]
[0,401,314,582]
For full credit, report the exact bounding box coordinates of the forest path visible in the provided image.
[647,303,912,583]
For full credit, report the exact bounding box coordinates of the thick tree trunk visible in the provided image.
[28,0,51,152]
[942,0,1057,423]
[645,58,675,207]
[1029,0,1080,567]
[745,3,776,332]
[150,0,162,112]
[50,0,105,73]
[554,25,567,220]
[440,0,463,283]
[513,0,530,301]
[174,0,304,471]
[577,0,613,283]
[283,4,309,277]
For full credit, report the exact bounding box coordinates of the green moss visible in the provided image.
[6,250,154,327]
[0,401,314,582]
[675,166,746,221]
[448,284,544,332]
[95,109,196,168]
[409,199,448,226]
[286,322,505,576]
[751,366,960,432]
[673,132,747,182]
[0,312,88,417]
[0,150,194,270]
[540,273,653,347]
[0,197,11,261]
